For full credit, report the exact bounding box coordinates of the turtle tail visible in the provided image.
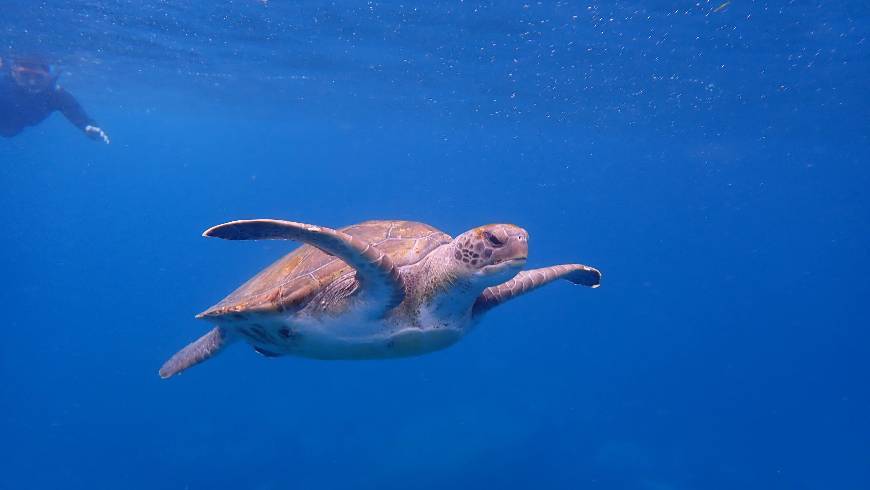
[159,327,229,379]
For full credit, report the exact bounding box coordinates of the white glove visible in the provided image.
[85,125,110,144]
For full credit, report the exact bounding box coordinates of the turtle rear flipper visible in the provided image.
[253,346,282,358]
[159,327,231,379]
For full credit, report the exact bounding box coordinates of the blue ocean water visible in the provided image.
[1,1,868,489]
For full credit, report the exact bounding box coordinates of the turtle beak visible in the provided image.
[500,226,529,264]
[510,229,528,262]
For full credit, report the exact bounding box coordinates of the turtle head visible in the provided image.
[421,224,527,323]
[451,224,528,285]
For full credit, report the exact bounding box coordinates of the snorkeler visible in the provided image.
[0,55,110,143]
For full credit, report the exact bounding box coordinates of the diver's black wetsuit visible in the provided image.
[0,70,96,137]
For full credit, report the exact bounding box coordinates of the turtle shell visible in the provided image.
[198,220,452,318]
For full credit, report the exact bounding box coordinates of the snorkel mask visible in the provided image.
[10,57,58,93]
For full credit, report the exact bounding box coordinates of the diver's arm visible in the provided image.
[52,87,110,144]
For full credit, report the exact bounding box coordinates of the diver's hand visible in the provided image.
[85,125,110,144]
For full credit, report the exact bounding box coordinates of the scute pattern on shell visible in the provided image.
[199,220,452,318]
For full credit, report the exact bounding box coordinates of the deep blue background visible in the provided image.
[1,2,868,489]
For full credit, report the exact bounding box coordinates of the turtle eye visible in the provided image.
[484,231,504,247]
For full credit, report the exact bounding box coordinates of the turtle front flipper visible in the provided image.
[159,327,231,379]
[472,264,601,316]
[203,219,406,313]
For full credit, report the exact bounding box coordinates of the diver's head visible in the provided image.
[10,56,57,94]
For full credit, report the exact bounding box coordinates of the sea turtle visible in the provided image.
[159,219,601,378]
